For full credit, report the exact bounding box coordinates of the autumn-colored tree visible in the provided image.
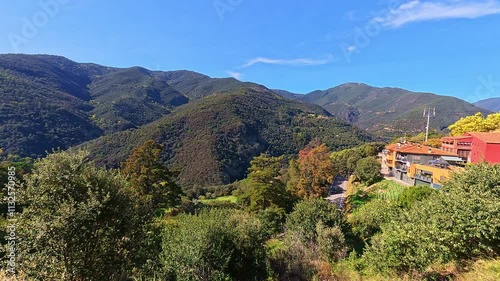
[122,140,183,210]
[288,143,334,198]
[448,112,500,136]
[485,113,500,131]
[298,137,322,160]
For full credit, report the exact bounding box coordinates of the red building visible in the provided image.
[441,135,473,159]
[441,132,500,164]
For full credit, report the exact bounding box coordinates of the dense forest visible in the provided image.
[81,88,371,190]
[0,54,278,157]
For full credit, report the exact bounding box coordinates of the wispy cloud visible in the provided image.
[375,0,500,28]
[241,55,334,68]
[347,45,357,53]
[226,70,243,80]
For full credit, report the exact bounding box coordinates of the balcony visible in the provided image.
[396,156,408,162]
[415,173,433,183]
[415,170,432,183]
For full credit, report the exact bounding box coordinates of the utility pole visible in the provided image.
[423,108,436,142]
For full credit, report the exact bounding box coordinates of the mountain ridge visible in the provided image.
[0,54,275,157]
[274,83,490,137]
[474,97,500,112]
[0,53,489,166]
[80,88,371,189]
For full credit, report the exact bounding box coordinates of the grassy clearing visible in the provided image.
[199,195,237,204]
[457,259,500,281]
[332,259,500,281]
[346,179,407,211]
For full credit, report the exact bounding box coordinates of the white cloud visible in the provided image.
[347,45,357,52]
[376,0,500,28]
[226,71,243,80]
[242,55,334,68]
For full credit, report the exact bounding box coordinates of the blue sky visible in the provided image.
[1,0,500,102]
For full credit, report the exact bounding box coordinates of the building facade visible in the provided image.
[384,143,461,187]
[441,132,500,164]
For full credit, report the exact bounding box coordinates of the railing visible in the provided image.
[395,166,408,172]
[415,174,432,183]
[396,156,408,162]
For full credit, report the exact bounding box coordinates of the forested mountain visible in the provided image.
[81,88,371,189]
[0,54,106,157]
[474,97,500,112]
[0,54,275,157]
[272,89,302,100]
[276,83,490,137]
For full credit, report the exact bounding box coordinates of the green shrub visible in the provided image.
[286,199,352,243]
[363,163,500,274]
[348,199,401,242]
[14,150,151,281]
[256,207,286,238]
[316,223,348,262]
[354,157,381,185]
[397,185,434,208]
[160,209,271,281]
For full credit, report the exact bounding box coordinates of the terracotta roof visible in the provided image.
[467,132,500,144]
[385,143,399,150]
[386,143,458,156]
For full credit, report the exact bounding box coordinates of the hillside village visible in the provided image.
[383,132,500,188]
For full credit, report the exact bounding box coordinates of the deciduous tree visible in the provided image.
[238,154,295,212]
[354,157,381,185]
[289,143,334,198]
[122,140,182,210]
[448,112,500,136]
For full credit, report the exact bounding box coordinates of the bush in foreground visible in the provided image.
[15,150,151,281]
[160,209,271,281]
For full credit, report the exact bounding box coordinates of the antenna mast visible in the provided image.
[423,108,436,142]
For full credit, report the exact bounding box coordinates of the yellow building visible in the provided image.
[383,143,463,187]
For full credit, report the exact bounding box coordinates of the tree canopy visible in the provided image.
[288,143,334,198]
[122,140,183,210]
[448,112,500,136]
[354,157,381,185]
[16,150,151,280]
[237,154,295,213]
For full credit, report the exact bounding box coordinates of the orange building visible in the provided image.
[383,142,462,187]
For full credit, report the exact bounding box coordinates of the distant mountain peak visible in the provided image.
[474,97,500,112]
[288,82,490,137]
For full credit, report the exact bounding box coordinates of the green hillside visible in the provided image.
[88,67,189,132]
[295,83,491,137]
[0,54,278,157]
[0,54,105,157]
[82,88,371,189]
[154,70,265,100]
